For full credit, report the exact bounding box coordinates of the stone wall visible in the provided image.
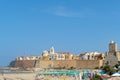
[15,60,35,68]
[104,52,118,66]
[52,60,76,68]
[39,60,53,69]
[38,60,104,69]
[39,60,76,69]
[76,60,103,69]
[14,60,104,69]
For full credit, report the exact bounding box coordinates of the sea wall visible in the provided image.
[14,60,104,69]
[14,60,35,68]
[76,60,104,69]
[38,60,104,69]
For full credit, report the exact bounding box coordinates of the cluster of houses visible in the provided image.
[13,41,120,69]
[16,47,106,61]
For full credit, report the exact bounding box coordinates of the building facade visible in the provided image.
[42,47,73,60]
[80,52,105,60]
[16,56,41,61]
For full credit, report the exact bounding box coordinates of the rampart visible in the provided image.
[15,60,35,68]
[38,60,104,69]
[14,60,104,69]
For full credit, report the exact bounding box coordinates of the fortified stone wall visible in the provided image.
[38,60,104,69]
[104,52,118,66]
[15,60,35,68]
[76,60,103,69]
[14,60,104,69]
[39,60,53,69]
[52,60,76,68]
[39,60,76,69]
[99,60,104,67]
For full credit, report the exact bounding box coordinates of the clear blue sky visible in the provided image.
[0,0,120,66]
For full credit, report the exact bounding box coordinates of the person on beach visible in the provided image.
[1,72,4,76]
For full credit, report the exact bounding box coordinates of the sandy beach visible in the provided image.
[0,73,77,80]
[0,73,36,80]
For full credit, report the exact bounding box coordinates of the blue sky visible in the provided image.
[0,0,120,66]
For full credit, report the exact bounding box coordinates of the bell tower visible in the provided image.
[50,47,54,54]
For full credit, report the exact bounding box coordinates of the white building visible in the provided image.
[56,52,66,60]
[80,52,105,60]
[42,47,66,60]
[16,56,39,61]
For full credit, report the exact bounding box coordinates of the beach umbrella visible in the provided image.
[79,73,82,80]
[89,73,93,78]
[111,73,120,77]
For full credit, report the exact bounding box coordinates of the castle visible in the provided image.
[105,41,120,66]
[12,41,120,69]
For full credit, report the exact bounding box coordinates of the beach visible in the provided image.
[0,72,80,80]
[0,73,77,80]
[0,73,36,80]
[0,68,106,80]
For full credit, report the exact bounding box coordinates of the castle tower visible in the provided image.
[104,41,118,66]
[109,41,117,53]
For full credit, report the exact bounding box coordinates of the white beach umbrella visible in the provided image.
[111,73,120,77]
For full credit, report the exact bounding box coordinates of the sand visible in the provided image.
[108,77,120,80]
[0,73,77,80]
[0,73,36,80]
[0,73,85,80]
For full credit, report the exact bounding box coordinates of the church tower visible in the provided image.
[109,41,117,53]
[50,47,54,54]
